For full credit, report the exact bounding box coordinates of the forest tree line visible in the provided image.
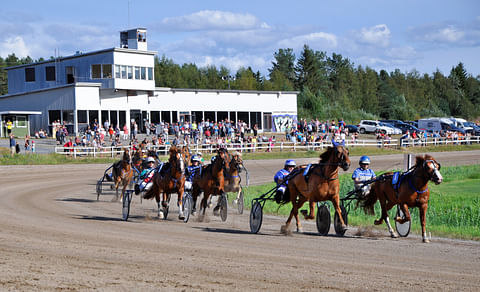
[1,45,479,123]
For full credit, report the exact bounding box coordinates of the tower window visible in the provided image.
[25,68,35,82]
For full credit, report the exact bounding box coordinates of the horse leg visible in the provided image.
[156,194,164,219]
[112,180,120,202]
[419,204,429,243]
[233,189,241,205]
[178,191,185,220]
[395,203,411,224]
[331,196,347,231]
[301,201,315,220]
[376,197,397,237]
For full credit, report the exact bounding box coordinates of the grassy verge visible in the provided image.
[1,143,480,165]
[241,164,480,240]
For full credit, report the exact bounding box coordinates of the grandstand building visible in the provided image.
[0,28,298,137]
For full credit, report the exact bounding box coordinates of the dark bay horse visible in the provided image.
[192,148,230,219]
[360,154,443,242]
[111,148,134,202]
[284,140,351,233]
[224,151,244,204]
[143,146,186,219]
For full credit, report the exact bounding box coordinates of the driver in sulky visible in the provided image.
[352,155,376,198]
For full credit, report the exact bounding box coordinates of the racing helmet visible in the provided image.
[284,159,296,168]
[191,155,202,163]
[359,155,371,165]
[146,157,155,163]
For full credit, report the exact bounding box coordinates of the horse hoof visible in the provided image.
[391,232,398,238]
[179,215,185,220]
[296,227,303,233]
[374,220,382,225]
[233,199,238,205]
[158,211,164,219]
[423,238,430,243]
[208,203,213,208]
[341,225,348,231]
[213,209,220,216]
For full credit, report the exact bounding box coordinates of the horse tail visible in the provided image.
[360,184,377,215]
[143,174,158,200]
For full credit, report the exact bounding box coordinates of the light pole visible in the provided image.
[222,75,235,90]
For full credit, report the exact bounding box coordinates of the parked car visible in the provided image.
[357,120,396,135]
[464,122,480,136]
[381,120,421,134]
[345,124,358,133]
[380,122,402,135]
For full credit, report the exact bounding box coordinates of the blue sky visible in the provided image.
[1,0,479,77]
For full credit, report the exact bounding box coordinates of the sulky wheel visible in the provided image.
[220,193,228,222]
[316,204,331,236]
[237,188,244,215]
[395,205,411,237]
[182,193,193,223]
[334,204,348,236]
[96,180,102,200]
[122,191,132,221]
[249,201,263,234]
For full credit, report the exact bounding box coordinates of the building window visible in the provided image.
[16,116,27,128]
[115,65,120,78]
[148,67,153,80]
[135,67,140,79]
[25,68,35,82]
[77,110,87,123]
[141,67,146,80]
[62,110,74,124]
[91,64,101,79]
[48,110,61,124]
[102,64,112,78]
[127,66,133,79]
[121,65,127,79]
[46,66,56,81]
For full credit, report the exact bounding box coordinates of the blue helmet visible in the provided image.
[191,155,201,163]
[285,159,296,168]
[359,155,371,165]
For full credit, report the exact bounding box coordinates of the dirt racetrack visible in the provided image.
[0,151,479,291]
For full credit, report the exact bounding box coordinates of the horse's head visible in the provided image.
[181,146,192,167]
[417,155,443,184]
[229,151,244,173]
[122,148,132,165]
[169,146,185,176]
[328,139,350,171]
[216,148,230,172]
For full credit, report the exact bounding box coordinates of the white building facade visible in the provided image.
[0,28,297,137]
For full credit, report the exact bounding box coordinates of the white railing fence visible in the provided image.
[54,136,480,158]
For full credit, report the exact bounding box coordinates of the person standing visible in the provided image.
[6,119,13,135]
[9,133,16,155]
[24,135,30,152]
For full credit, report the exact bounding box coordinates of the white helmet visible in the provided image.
[146,157,155,163]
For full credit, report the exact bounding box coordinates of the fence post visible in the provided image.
[404,153,413,171]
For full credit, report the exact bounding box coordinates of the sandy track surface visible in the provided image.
[0,150,479,291]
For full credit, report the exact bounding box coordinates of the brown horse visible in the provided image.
[360,154,443,242]
[143,146,186,219]
[180,145,192,167]
[224,151,244,204]
[111,148,134,202]
[284,140,351,233]
[192,148,230,219]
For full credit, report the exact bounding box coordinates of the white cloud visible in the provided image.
[423,26,465,43]
[0,36,30,57]
[278,32,338,50]
[159,10,267,31]
[355,24,391,47]
[386,46,419,60]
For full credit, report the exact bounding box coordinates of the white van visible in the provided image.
[418,118,465,134]
[449,117,473,134]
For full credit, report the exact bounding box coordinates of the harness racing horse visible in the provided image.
[192,148,230,220]
[180,145,192,167]
[223,151,244,204]
[284,140,351,233]
[360,154,443,242]
[143,146,186,219]
[111,148,134,202]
